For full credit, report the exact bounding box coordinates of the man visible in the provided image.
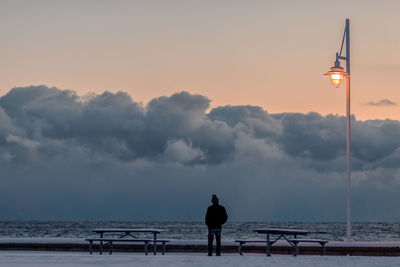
[205,194,228,256]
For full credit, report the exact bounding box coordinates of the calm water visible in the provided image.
[1,221,400,241]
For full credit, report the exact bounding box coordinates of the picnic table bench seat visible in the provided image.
[91,228,165,255]
[287,239,328,256]
[234,239,275,255]
[235,238,328,256]
[85,238,152,255]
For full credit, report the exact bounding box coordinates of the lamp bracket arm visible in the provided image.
[339,22,349,58]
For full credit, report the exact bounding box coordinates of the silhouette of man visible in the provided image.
[205,194,228,256]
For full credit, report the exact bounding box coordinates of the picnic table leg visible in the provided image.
[100,232,103,255]
[293,242,299,257]
[238,242,244,256]
[89,240,93,254]
[153,233,157,255]
[109,242,113,255]
[321,242,326,256]
[145,241,149,255]
[162,241,166,255]
[266,234,271,257]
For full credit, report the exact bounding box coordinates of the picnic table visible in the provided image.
[92,228,165,255]
[253,228,308,256]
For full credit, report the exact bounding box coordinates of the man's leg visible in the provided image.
[215,228,222,256]
[208,229,214,256]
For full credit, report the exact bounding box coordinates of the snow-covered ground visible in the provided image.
[1,251,400,267]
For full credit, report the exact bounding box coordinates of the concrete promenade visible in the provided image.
[1,238,400,256]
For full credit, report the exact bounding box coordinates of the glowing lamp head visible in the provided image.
[323,60,349,88]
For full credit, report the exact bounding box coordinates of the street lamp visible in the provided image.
[324,57,349,88]
[324,18,352,241]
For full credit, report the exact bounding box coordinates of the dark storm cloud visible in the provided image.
[208,105,281,140]
[277,112,345,161]
[2,85,400,221]
[365,99,397,106]
[351,120,400,163]
[1,85,400,169]
[276,113,400,168]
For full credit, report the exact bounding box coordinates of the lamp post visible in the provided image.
[324,18,352,241]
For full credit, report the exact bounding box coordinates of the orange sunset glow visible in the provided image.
[1,1,399,120]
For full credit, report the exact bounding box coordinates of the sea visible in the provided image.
[1,221,400,241]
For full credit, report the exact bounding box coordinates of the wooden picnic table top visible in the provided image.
[253,228,308,235]
[92,228,164,234]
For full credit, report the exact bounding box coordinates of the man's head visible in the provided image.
[211,194,219,204]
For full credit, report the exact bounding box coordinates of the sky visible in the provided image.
[1,0,400,120]
[1,1,400,222]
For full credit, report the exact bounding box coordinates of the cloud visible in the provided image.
[163,139,205,164]
[6,134,39,149]
[1,85,400,221]
[365,99,397,106]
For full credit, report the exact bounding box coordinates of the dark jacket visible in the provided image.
[205,203,228,229]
